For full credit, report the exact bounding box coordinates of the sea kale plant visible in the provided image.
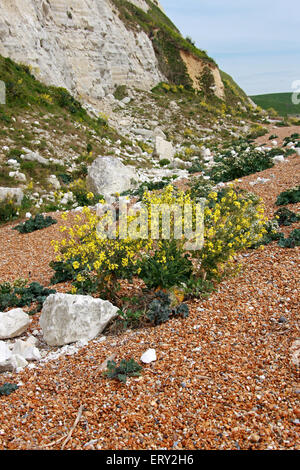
[276,186,300,206]
[209,143,275,183]
[0,279,56,314]
[0,383,19,396]
[13,214,57,233]
[146,291,189,326]
[274,207,300,226]
[278,229,300,248]
[104,359,142,384]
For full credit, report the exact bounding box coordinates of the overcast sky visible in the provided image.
[161,0,300,95]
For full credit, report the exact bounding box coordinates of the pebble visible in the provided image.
[278,316,288,323]
[249,433,261,443]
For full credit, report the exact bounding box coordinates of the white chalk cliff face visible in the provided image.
[0,0,165,101]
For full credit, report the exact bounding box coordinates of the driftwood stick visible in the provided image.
[61,404,85,450]
[44,435,66,448]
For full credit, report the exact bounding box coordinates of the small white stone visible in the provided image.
[272,155,285,164]
[140,348,157,364]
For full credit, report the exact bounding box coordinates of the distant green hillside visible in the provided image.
[250,93,300,117]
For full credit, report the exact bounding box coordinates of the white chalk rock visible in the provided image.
[272,155,285,164]
[140,348,157,364]
[10,354,28,371]
[201,148,211,158]
[12,338,41,361]
[153,136,175,161]
[87,156,136,198]
[0,309,31,340]
[39,293,119,346]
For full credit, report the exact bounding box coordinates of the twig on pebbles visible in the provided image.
[61,404,85,450]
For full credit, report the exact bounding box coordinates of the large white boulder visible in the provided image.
[87,156,136,198]
[39,293,119,346]
[0,309,31,340]
[153,136,175,161]
[295,148,300,156]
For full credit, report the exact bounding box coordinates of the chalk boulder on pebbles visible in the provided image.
[86,156,136,198]
[0,309,31,340]
[12,338,41,361]
[0,341,13,372]
[40,293,119,346]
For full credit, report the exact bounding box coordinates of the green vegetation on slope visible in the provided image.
[0,55,117,139]
[221,70,252,109]
[250,93,300,117]
[0,54,125,217]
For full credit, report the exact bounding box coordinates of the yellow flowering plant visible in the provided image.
[69,179,104,207]
[136,185,201,289]
[51,205,153,299]
[50,183,268,300]
[198,185,267,279]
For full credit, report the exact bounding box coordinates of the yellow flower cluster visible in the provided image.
[51,204,152,295]
[161,83,184,93]
[199,185,267,277]
[141,184,197,250]
[39,93,53,104]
